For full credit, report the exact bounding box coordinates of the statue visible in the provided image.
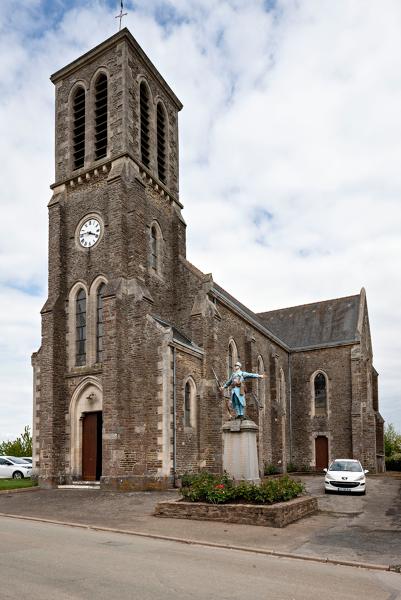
[220,361,265,419]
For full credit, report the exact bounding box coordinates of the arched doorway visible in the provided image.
[69,377,103,481]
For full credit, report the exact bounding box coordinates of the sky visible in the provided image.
[0,0,400,441]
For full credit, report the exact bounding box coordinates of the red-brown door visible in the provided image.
[315,436,328,471]
[82,412,102,481]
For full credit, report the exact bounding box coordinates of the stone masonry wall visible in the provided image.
[290,345,353,469]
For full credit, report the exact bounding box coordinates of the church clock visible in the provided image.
[77,217,102,248]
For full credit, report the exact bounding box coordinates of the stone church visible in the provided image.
[32,28,385,489]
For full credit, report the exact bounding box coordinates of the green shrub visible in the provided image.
[385,455,401,471]
[264,464,279,475]
[181,472,234,504]
[286,462,297,473]
[181,472,304,505]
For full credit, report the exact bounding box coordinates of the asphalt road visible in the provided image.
[1,516,400,600]
[1,475,400,567]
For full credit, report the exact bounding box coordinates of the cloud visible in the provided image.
[0,0,400,440]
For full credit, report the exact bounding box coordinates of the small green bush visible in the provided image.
[181,472,234,504]
[286,462,297,473]
[180,472,304,505]
[264,464,279,475]
[385,455,401,471]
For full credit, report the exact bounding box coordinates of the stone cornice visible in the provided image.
[50,153,184,210]
[170,339,204,358]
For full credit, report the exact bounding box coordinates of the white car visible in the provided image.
[324,459,368,495]
[0,456,32,479]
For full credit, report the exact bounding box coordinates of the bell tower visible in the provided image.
[34,29,186,488]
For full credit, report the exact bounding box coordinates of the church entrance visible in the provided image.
[315,436,328,470]
[82,411,102,481]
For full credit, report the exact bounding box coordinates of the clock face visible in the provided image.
[79,218,102,248]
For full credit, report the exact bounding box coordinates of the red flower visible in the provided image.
[215,484,225,489]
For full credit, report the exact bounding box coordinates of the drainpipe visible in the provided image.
[172,345,177,487]
[288,352,293,463]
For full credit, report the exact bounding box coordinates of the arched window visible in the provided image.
[184,381,191,427]
[156,102,167,183]
[228,340,238,377]
[257,356,265,408]
[94,73,108,160]
[184,378,196,428]
[96,283,105,363]
[279,368,286,413]
[314,372,327,416]
[140,82,150,168]
[150,225,157,270]
[76,289,86,366]
[72,86,85,169]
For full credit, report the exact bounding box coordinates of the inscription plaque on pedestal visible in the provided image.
[222,419,260,484]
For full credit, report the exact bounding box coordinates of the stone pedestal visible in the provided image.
[222,419,260,484]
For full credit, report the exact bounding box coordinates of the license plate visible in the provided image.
[338,488,351,492]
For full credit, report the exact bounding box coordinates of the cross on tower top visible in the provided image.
[115,1,127,31]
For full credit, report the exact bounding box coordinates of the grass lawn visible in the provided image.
[0,479,37,491]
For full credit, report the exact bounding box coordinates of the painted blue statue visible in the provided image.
[220,361,265,419]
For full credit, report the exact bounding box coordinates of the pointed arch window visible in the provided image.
[156,102,167,183]
[279,368,286,413]
[257,356,265,408]
[72,86,86,170]
[184,381,191,427]
[76,289,86,366]
[184,379,196,428]
[150,225,157,270]
[94,73,108,160]
[96,283,106,363]
[314,372,327,416]
[140,82,150,168]
[228,340,238,377]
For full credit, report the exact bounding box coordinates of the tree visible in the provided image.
[384,423,401,458]
[0,426,32,457]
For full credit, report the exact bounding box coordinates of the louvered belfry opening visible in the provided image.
[73,86,85,170]
[140,82,150,168]
[156,103,167,183]
[94,73,108,160]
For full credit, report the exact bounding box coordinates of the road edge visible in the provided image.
[0,511,392,573]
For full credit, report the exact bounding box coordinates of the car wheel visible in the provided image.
[12,471,24,480]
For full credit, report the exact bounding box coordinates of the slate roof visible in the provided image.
[153,316,203,352]
[212,283,288,349]
[257,294,361,350]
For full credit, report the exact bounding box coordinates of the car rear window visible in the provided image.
[329,461,362,472]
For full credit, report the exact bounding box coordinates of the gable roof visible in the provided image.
[212,283,289,350]
[257,294,361,350]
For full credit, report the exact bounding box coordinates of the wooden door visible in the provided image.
[315,436,328,471]
[82,412,102,481]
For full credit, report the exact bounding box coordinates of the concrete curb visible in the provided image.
[0,487,40,495]
[0,511,392,573]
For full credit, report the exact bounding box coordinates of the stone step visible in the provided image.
[58,481,100,490]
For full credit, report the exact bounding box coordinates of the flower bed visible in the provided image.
[154,472,317,527]
[180,472,304,504]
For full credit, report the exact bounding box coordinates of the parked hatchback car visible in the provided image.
[324,459,368,495]
[0,456,32,479]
